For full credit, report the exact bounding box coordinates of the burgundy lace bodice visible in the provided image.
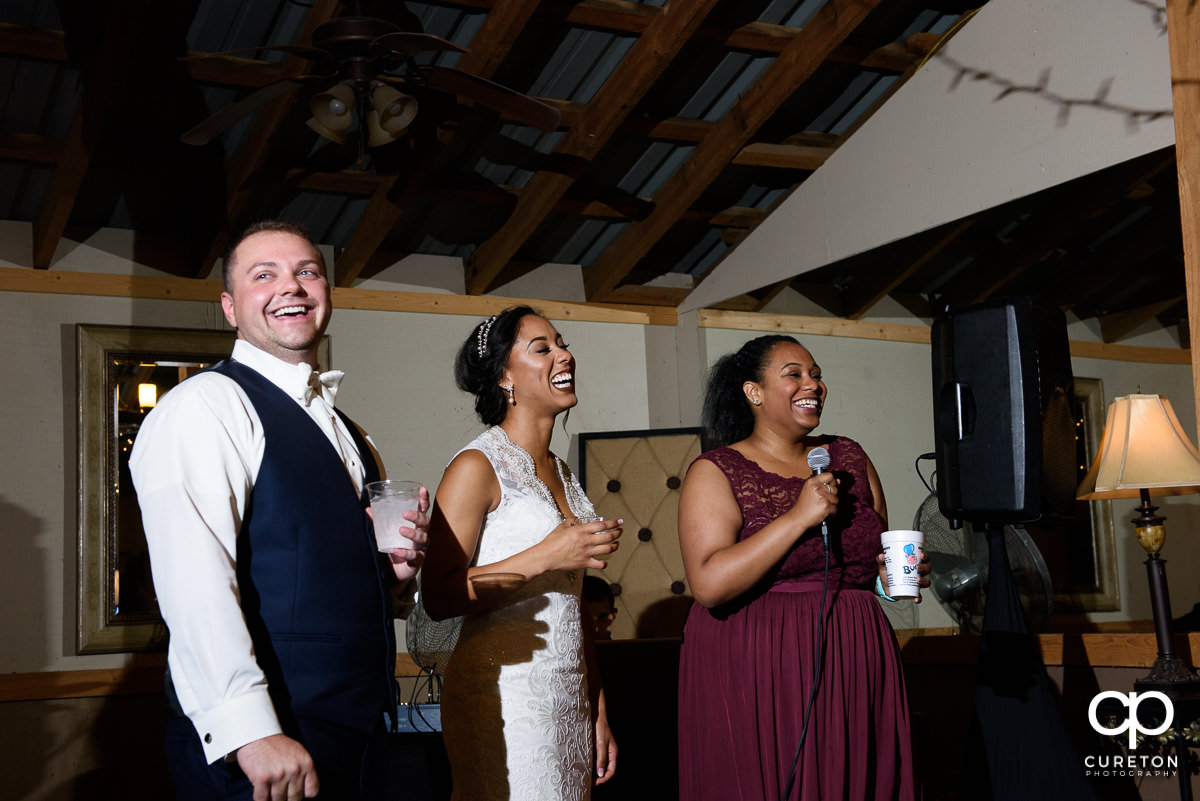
[696,437,884,587]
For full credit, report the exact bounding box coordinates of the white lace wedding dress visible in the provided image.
[441,426,596,801]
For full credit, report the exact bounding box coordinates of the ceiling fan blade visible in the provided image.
[422,66,561,133]
[181,78,311,145]
[370,32,468,61]
[184,45,336,65]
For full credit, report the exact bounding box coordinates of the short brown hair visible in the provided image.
[222,220,323,293]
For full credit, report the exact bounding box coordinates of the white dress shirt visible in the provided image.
[129,339,374,764]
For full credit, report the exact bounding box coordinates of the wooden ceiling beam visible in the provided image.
[334,0,542,287]
[732,142,833,171]
[0,22,68,61]
[1050,206,1178,310]
[464,0,724,295]
[193,0,342,279]
[593,284,690,307]
[278,168,765,228]
[32,0,149,270]
[785,280,846,316]
[1098,297,1185,343]
[843,218,975,319]
[0,132,63,163]
[941,150,1176,309]
[0,22,285,87]
[584,0,883,301]
[429,1,937,69]
[750,279,794,312]
[1166,0,1200,432]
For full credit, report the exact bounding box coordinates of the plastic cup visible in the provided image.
[881,529,924,598]
[366,480,421,553]
[577,515,617,562]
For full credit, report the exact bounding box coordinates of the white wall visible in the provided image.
[0,287,652,674]
[2,259,1196,672]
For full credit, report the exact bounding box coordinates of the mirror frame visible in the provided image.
[76,325,236,653]
[1066,376,1120,612]
[1025,376,1120,616]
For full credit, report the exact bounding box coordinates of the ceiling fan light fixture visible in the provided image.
[365,111,403,147]
[307,82,357,143]
[371,84,418,133]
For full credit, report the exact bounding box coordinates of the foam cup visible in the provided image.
[880,529,924,598]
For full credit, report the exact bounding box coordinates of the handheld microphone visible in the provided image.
[807,447,832,549]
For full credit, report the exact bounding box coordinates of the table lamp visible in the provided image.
[1077,393,1200,685]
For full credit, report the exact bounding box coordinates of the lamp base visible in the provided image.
[1139,655,1200,685]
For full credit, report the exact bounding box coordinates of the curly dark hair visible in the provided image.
[455,305,542,426]
[701,334,802,449]
[221,219,322,293]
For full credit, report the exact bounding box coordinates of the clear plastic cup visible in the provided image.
[366,480,421,553]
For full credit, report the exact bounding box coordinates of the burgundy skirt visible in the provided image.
[678,581,920,801]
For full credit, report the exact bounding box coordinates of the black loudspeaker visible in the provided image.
[931,296,1077,526]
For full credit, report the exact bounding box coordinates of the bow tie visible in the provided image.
[304,369,344,405]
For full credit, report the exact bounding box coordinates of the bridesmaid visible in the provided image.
[676,334,926,801]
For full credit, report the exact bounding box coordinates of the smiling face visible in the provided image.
[219,230,331,366]
[744,342,826,435]
[501,315,577,417]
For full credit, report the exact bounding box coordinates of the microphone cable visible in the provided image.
[780,516,832,801]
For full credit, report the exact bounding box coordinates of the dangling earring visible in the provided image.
[505,385,515,405]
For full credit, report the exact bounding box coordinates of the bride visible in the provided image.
[421,306,621,801]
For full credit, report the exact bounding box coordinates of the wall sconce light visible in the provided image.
[137,383,157,409]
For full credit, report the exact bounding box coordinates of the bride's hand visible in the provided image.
[540,518,623,572]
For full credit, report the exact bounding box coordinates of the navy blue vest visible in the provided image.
[213,360,396,737]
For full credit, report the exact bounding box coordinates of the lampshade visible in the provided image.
[1076,393,1200,500]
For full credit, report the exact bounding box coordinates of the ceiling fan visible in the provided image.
[180,5,561,151]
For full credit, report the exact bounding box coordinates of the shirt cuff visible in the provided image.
[189,687,283,764]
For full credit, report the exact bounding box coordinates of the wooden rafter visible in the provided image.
[750,279,795,312]
[583,0,883,301]
[1098,297,1185,343]
[193,0,342,279]
[843,218,975,319]
[0,22,286,87]
[274,169,767,229]
[333,0,542,288]
[789,280,847,317]
[941,151,1176,309]
[1167,0,1200,432]
[1049,205,1179,310]
[32,0,149,270]
[732,143,832,171]
[0,132,63,163]
[429,0,937,71]
[464,0,723,295]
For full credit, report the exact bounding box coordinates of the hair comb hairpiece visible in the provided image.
[477,315,498,357]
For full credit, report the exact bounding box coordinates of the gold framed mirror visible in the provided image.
[1026,377,1120,614]
[76,325,236,653]
[76,324,334,653]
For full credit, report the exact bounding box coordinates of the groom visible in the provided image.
[131,220,426,800]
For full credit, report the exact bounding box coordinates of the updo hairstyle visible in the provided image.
[701,334,801,449]
[455,305,541,425]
